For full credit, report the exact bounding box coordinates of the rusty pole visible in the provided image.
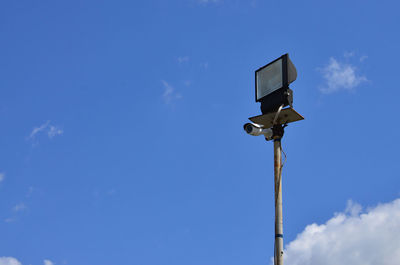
[273,125,284,265]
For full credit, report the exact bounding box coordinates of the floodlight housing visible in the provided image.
[255,54,297,114]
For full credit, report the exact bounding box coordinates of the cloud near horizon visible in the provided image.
[319,57,367,94]
[0,258,54,265]
[43,259,54,265]
[0,257,22,265]
[274,198,400,265]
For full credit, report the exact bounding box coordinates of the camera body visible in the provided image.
[243,123,273,140]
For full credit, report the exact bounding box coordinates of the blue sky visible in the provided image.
[1,1,400,265]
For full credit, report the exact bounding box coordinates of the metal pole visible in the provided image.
[274,136,283,265]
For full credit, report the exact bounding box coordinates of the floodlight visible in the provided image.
[255,54,297,114]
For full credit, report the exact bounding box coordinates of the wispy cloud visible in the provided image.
[92,188,117,199]
[43,259,54,265]
[29,121,63,140]
[343,51,355,58]
[162,80,182,104]
[4,217,16,223]
[0,257,22,265]
[177,56,189,64]
[0,172,4,183]
[319,57,367,94]
[276,198,400,265]
[0,257,53,265]
[48,125,63,138]
[29,120,50,138]
[13,203,26,212]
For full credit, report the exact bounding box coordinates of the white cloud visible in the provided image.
[0,257,22,265]
[343,51,355,58]
[0,257,53,265]
[161,80,182,104]
[29,121,63,140]
[319,57,367,94]
[43,259,54,265]
[0,172,4,183]
[48,125,63,138]
[276,198,400,265]
[177,56,189,63]
[29,120,50,138]
[13,203,26,212]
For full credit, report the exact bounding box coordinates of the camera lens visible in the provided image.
[245,124,253,133]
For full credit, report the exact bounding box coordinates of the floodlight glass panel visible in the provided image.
[256,59,282,101]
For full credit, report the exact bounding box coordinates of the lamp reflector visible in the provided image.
[256,59,283,101]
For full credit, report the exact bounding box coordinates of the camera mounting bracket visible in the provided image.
[248,107,304,129]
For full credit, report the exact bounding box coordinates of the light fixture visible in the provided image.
[255,54,297,114]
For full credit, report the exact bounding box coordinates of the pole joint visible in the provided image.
[272,124,285,140]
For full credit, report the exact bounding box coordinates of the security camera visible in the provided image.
[243,123,273,140]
